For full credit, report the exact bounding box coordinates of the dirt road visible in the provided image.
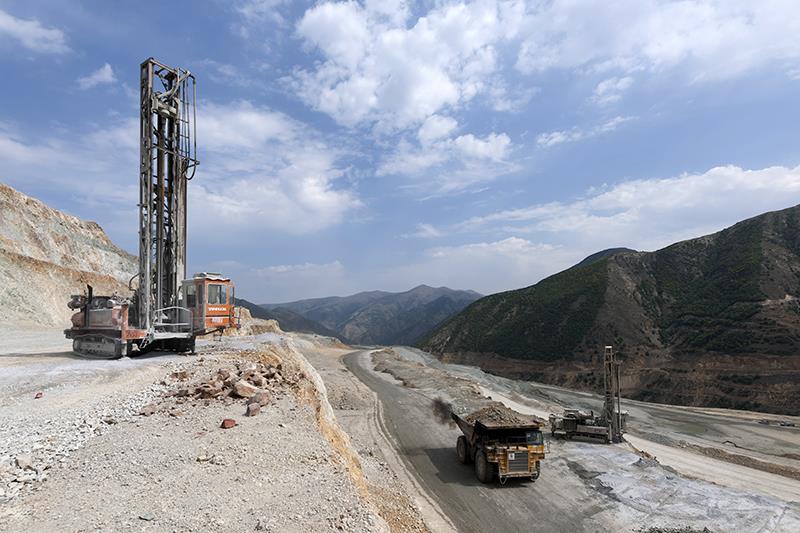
[342,347,800,532]
[343,350,607,532]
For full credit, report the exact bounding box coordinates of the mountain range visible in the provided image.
[263,285,482,345]
[421,205,800,414]
[236,298,341,339]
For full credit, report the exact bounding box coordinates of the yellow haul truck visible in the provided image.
[452,411,545,484]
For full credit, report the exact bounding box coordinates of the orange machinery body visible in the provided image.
[182,272,237,333]
[65,272,236,358]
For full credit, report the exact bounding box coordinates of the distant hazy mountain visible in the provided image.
[263,285,482,345]
[420,206,800,414]
[236,298,341,339]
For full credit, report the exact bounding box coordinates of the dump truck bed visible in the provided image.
[452,403,543,438]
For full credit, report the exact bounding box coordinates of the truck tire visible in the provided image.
[531,461,541,481]
[456,436,471,464]
[474,450,493,483]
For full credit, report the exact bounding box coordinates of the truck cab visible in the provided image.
[181,272,236,334]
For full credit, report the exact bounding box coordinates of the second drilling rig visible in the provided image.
[65,58,237,358]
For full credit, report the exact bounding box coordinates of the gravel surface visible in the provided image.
[0,333,387,532]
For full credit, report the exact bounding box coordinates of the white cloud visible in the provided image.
[0,9,68,54]
[590,76,634,105]
[77,63,116,90]
[0,100,361,251]
[460,164,800,253]
[487,82,539,112]
[377,139,449,177]
[364,0,410,26]
[403,223,444,239]
[191,101,361,236]
[200,100,296,150]
[291,0,521,130]
[537,116,634,148]
[378,130,516,194]
[236,0,287,24]
[515,1,800,82]
[417,115,457,145]
[453,133,510,161]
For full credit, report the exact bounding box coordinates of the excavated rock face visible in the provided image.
[0,183,137,328]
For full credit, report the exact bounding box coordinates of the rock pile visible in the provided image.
[163,361,287,419]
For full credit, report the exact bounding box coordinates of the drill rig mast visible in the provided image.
[65,58,236,358]
[137,58,197,334]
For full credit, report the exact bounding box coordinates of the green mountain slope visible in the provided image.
[421,206,800,414]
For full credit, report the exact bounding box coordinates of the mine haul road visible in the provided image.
[342,347,800,533]
[343,349,596,533]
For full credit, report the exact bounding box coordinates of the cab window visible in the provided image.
[207,284,226,305]
[526,431,543,445]
[185,284,197,308]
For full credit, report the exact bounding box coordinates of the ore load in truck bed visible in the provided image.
[463,403,544,428]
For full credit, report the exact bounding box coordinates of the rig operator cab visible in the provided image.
[182,273,236,333]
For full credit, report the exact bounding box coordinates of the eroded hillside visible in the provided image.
[0,183,136,328]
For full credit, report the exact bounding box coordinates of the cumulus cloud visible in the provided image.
[287,1,800,125]
[291,0,522,130]
[460,164,800,253]
[453,133,510,161]
[515,0,800,82]
[0,9,68,54]
[191,101,361,236]
[378,130,516,194]
[77,63,116,90]
[536,116,635,148]
[0,100,361,251]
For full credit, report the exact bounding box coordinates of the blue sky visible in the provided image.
[2,0,800,302]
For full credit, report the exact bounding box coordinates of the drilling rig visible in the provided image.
[548,346,626,443]
[64,58,236,358]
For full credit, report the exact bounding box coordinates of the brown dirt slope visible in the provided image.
[0,183,136,328]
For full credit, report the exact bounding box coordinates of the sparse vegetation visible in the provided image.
[421,206,800,413]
